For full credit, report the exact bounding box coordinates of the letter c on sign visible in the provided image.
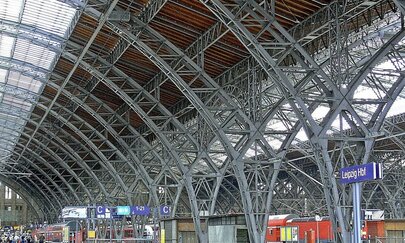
[163,206,169,214]
[97,206,103,214]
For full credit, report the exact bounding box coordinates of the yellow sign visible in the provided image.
[88,230,96,239]
[280,226,298,241]
[63,226,69,242]
[280,227,292,241]
[160,229,165,243]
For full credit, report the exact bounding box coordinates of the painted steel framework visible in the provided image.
[0,0,404,242]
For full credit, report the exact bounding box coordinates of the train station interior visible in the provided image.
[1,0,405,242]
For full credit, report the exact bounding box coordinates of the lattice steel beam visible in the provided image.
[16,0,121,170]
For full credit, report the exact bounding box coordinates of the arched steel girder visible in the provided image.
[2,58,176,208]
[63,35,245,239]
[25,113,109,201]
[48,73,184,207]
[2,1,398,224]
[0,173,45,220]
[1,24,272,218]
[15,0,120,178]
[48,74,159,198]
[0,141,72,207]
[199,1,405,241]
[59,47,240,216]
[47,84,159,205]
[18,126,91,203]
[0,71,128,203]
[1,158,63,216]
[104,16,308,242]
[35,89,170,203]
[0,152,60,216]
[0,61,132,203]
[64,35,284,226]
[84,7,322,241]
[0,0,344,216]
[0,114,86,205]
[33,98,132,202]
[0,107,93,203]
[62,50,209,228]
[0,133,78,206]
[0,98,110,204]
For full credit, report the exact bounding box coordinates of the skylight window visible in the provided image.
[0,36,14,58]
[0,0,24,22]
[0,0,78,164]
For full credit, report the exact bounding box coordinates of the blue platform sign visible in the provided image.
[130,206,150,216]
[116,206,131,215]
[340,162,382,184]
[160,205,171,216]
[96,206,111,218]
[96,206,106,215]
[110,208,122,219]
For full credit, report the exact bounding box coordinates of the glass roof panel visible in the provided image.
[0,0,24,22]
[21,0,77,37]
[0,69,7,83]
[0,35,15,58]
[13,39,56,70]
[8,71,42,93]
[0,0,78,165]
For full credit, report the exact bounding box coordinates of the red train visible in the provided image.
[32,223,156,242]
[31,221,85,242]
[266,214,334,242]
[265,213,405,242]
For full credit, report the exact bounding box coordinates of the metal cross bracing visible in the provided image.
[1,0,405,241]
[0,90,117,212]
[39,76,200,213]
[8,0,400,237]
[265,111,405,214]
[64,1,266,224]
[0,0,188,218]
[51,79,190,210]
[0,106,83,206]
[0,82,101,202]
[198,0,405,241]
[13,0,120,173]
[0,54,180,213]
[80,6,292,242]
[56,1,382,233]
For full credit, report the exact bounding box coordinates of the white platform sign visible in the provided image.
[61,207,87,219]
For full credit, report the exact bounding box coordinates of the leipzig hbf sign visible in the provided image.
[340,162,383,184]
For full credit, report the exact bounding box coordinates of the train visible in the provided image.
[265,214,405,243]
[31,222,156,242]
[31,221,85,243]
